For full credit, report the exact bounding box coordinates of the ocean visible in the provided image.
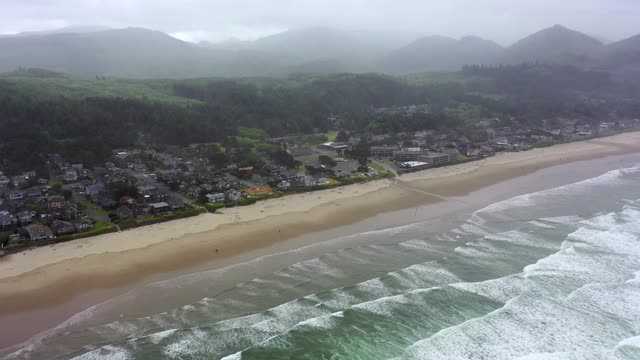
[5,164,640,359]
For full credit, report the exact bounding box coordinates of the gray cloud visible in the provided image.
[1,0,638,44]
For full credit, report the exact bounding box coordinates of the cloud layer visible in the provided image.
[1,0,638,44]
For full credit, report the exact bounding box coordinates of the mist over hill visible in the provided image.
[0,24,638,78]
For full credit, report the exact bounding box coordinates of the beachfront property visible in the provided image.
[398,161,431,171]
[150,202,171,215]
[370,146,397,157]
[206,193,226,204]
[25,224,54,241]
[392,148,425,161]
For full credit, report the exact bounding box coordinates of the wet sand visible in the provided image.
[1,132,640,348]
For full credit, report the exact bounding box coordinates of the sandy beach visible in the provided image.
[2,132,640,348]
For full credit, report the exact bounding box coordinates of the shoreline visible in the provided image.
[2,132,640,347]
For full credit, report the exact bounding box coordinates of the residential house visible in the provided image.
[132,163,148,173]
[97,193,117,209]
[25,224,53,241]
[206,193,226,204]
[276,180,291,191]
[73,218,93,233]
[167,197,185,210]
[7,190,24,201]
[0,213,17,230]
[63,170,79,183]
[51,220,76,236]
[225,190,243,202]
[15,211,34,226]
[25,188,42,198]
[60,204,79,221]
[8,233,25,246]
[251,174,265,185]
[186,185,202,198]
[150,202,171,215]
[47,196,65,210]
[85,182,105,197]
[116,206,135,220]
[0,175,10,187]
[138,185,160,202]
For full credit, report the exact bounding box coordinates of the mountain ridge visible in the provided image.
[0,24,637,78]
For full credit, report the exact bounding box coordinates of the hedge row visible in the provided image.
[119,208,205,230]
[54,225,119,243]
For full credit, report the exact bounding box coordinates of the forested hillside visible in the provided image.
[2,65,639,174]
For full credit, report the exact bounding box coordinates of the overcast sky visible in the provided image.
[1,0,638,44]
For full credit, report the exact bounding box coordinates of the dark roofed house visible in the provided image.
[168,197,185,210]
[150,202,171,215]
[51,220,76,236]
[73,218,94,233]
[85,182,105,196]
[60,204,79,221]
[25,188,42,198]
[116,206,135,220]
[25,224,53,241]
[97,193,118,209]
[138,185,160,202]
[7,190,24,201]
[16,211,34,226]
[0,213,17,230]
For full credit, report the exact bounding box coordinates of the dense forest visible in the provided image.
[1,65,640,174]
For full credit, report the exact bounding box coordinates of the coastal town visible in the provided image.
[1,115,638,254]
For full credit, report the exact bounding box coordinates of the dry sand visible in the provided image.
[1,132,640,316]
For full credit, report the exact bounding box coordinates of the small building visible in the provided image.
[25,224,54,241]
[206,193,226,204]
[51,220,77,236]
[150,202,171,215]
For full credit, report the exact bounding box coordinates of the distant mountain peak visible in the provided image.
[501,24,603,65]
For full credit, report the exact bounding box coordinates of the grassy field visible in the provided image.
[367,162,387,172]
